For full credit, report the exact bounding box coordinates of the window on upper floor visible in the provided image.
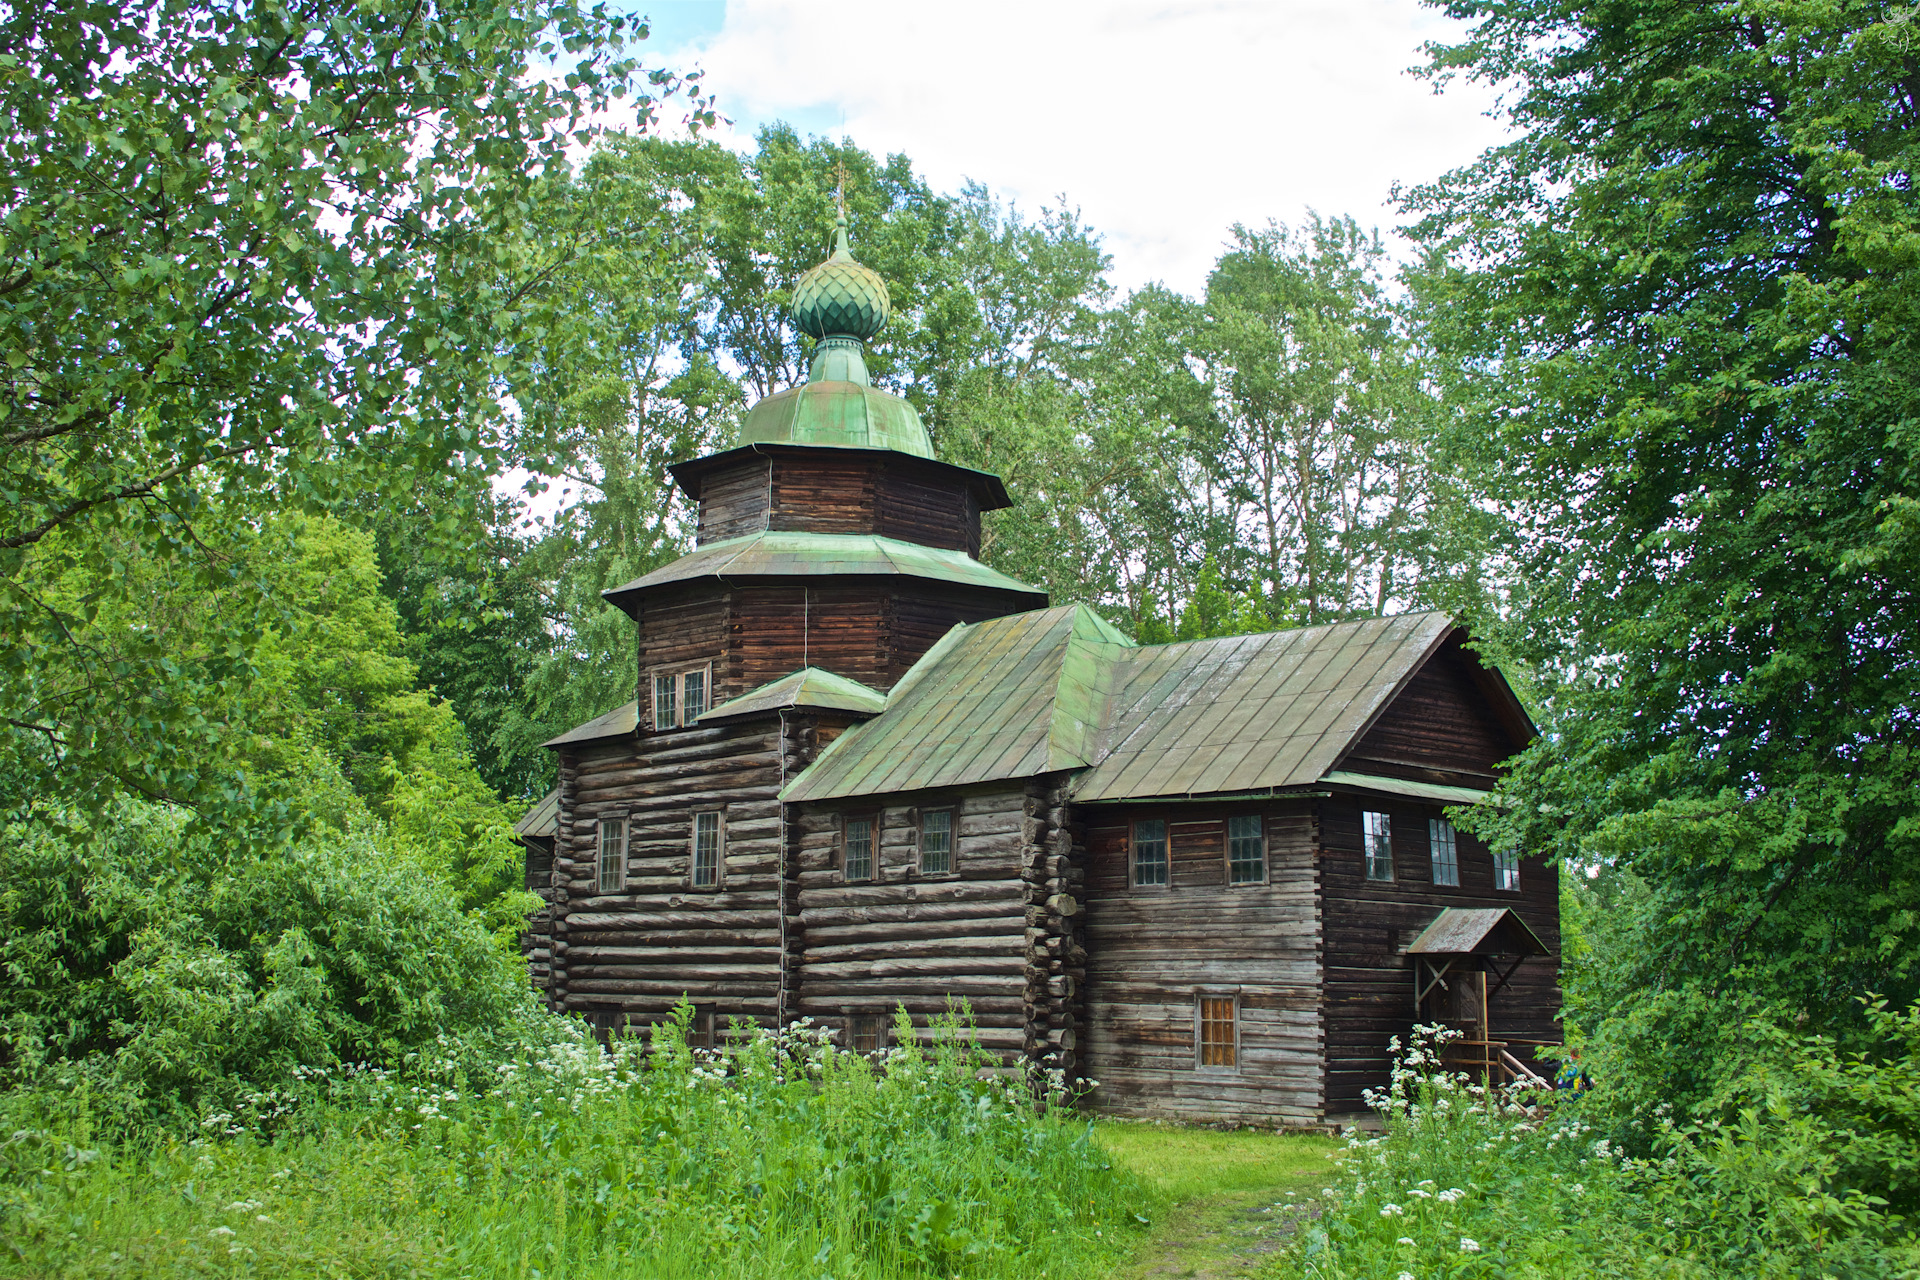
[1429,817,1460,887]
[1197,994,1237,1069]
[1227,814,1265,885]
[1132,818,1169,888]
[919,808,953,875]
[1364,809,1394,881]
[597,817,626,893]
[652,664,711,730]
[1494,846,1521,892]
[844,814,875,882]
[691,810,723,888]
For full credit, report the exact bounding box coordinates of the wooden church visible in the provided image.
[516,217,1561,1125]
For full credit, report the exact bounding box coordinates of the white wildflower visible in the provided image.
[1380,1204,1404,1217]
[1437,1188,1465,1203]
[1460,1237,1482,1253]
[208,1227,235,1238]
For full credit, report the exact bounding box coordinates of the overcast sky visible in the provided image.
[631,0,1513,296]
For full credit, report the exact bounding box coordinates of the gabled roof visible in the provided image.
[782,609,1478,804]
[542,700,638,748]
[602,531,1046,615]
[780,604,1135,802]
[515,787,560,840]
[698,667,886,724]
[1408,908,1549,956]
[1072,611,1454,801]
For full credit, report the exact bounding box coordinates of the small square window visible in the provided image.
[1227,814,1265,885]
[1429,818,1460,887]
[1494,846,1521,892]
[692,811,723,888]
[653,673,677,731]
[1197,995,1237,1069]
[1132,818,1169,887]
[919,809,953,875]
[597,818,626,893]
[844,815,875,882]
[1364,810,1394,881]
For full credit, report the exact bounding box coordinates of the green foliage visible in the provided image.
[0,796,536,1133]
[0,0,694,821]
[0,1008,1154,1278]
[1407,0,1920,1110]
[1287,1024,1920,1278]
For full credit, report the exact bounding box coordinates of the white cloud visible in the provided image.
[651,0,1511,295]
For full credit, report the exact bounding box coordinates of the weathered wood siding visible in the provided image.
[1078,800,1324,1125]
[544,722,792,1028]
[1317,793,1561,1114]
[793,785,1071,1059]
[1341,642,1527,787]
[691,453,982,556]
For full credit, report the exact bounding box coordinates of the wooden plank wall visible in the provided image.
[1317,794,1561,1114]
[1078,800,1324,1125]
[691,454,981,555]
[1342,646,1521,787]
[793,785,1068,1059]
[544,723,790,1029]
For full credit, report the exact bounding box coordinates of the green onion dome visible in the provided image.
[791,213,890,341]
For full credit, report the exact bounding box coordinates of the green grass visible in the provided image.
[0,1011,1157,1279]
[1096,1123,1342,1278]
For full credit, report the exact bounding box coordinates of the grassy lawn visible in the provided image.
[1096,1122,1343,1279]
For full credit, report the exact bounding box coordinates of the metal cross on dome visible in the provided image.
[833,158,851,220]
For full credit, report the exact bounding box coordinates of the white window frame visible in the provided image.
[918,808,954,876]
[1194,990,1240,1071]
[597,817,627,894]
[1226,813,1265,886]
[690,810,724,889]
[1363,809,1394,882]
[1130,817,1170,888]
[843,813,876,882]
[1429,817,1460,887]
[651,663,713,731]
[1493,846,1521,892]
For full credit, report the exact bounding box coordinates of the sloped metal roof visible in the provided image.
[1408,907,1549,956]
[541,700,638,748]
[514,787,560,840]
[1070,612,1455,801]
[1321,771,1495,806]
[780,604,1135,802]
[602,531,1046,613]
[698,667,886,723]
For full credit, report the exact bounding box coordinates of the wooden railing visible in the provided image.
[1440,1039,1553,1088]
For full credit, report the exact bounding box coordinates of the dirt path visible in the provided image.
[1115,1186,1321,1280]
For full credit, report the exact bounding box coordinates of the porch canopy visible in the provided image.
[1408,907,1549,1029]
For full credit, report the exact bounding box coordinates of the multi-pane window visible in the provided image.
[848,1015,885,1055]
[1363,810,1394,881]
[1197,995,1237,1068]
[1227,814,1265,885]
[691,811,723,888]
[652,665,710,730]
[1429,818,1460,887]
[1132,818,1169,887]
[919,809,953,875]
[597,818,626,893]
[1494,847,1521,892]
[844,815,875,882]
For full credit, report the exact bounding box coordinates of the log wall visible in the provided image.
[544,722,792,1029]
[792,783,1074,1061]
[1317,793,1561,1114]
[1078,800,1324,1125]
[1342,643,1525,788]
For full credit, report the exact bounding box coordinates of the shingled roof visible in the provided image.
[782,608,1463,803]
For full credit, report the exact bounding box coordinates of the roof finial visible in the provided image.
[832,158,852,256]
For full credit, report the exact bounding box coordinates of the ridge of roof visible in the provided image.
[698,667,886,723]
